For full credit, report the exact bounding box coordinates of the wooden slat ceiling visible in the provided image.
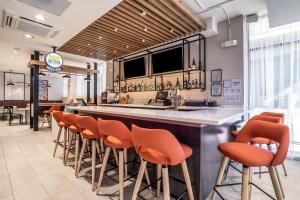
[58,0,206,61]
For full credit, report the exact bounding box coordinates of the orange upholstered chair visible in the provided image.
[76,116,104,190]
[231,113,287,178]
[212,120,289,200]
[63,113,83,172]
[52,111,68,161]
[42,105,61,127]
[95,119,151,200]
[131,124,194,200]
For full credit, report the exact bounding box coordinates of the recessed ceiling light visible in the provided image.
[78,49,81,51]
[87,43,91,46]
[141,11,146,16]
[114,50,117,54]
[126,45,129,48]
[98,36,102,39]
[144,27,148,32]
[114,28,118,32]
[23,34,33,39]
[103,54,106,57]
[142,39,145,42]
[169,28,174,32]
[35,14,46,21]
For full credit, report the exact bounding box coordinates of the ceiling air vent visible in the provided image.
[1,9,60,38]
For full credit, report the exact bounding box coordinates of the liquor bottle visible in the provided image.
[187,79,191,89]
[176,77,180,89]
[183,78,187,89]
[191,80,195,88]
[141,80,145,91]
[195,79,198,88]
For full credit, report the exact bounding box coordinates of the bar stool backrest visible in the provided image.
[76,116,100,137]
[97,118,132,147]
[63,113,80,128]
[52,111,64,124]
[49,105,61,113]
[131,124,185,165]
[250,115,282,124]
[260,112,284,123]
[236,120,289,166]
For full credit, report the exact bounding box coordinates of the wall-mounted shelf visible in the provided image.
[112,33,206,93]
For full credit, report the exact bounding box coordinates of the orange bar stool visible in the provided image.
[211,120,289,200]
[95,119,151,200]
[42,105,61,127]
[231,114,288,177]
[76,116,104,191]
[131,124,194,200]
[63,113,83,173]
[52,111,68,162]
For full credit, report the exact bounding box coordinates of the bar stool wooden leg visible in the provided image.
[259,145,262,178]
[211,156,229,200]
[92,139,96,191]
[76,138,87,177]
[64,131,74,165]
[131,160,147,200]
[95,140,102,162]
[124,148,128,178]
[63,127,68,165]
[268,166,284,200]
[113,148,119,166]
[74,133,80,175]
[144,165,152,192]
[53,126,62,157]
[181,160,194,200]
[274,166,285,198]
[241,166,250,200]
[249,167,253,200]
[119,150,124,200]
[162,165,170,200]
[96,147,111,194]
[157,164,162,197]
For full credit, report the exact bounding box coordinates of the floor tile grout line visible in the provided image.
[13,126,89,200]
[0,136,16,200]
[9,127,51,200]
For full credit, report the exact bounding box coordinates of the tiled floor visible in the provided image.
[0,121,299,200]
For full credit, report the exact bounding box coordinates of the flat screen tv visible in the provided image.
[152,47,183,74]
[124,57,146,79]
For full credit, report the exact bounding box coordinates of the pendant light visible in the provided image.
[39,71,46,76]
[63,73,71,78]
[84,76,91,81]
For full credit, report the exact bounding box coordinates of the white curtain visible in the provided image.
[248,17,300,155]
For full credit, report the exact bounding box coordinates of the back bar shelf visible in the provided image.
[112,33,206,93]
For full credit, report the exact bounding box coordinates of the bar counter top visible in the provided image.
[67,105,245,126]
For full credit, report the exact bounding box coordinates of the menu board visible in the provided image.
[224,79,242,103]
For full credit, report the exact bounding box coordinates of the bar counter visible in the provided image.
[67,105,245,200]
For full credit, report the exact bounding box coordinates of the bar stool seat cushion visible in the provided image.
[104,135,133,149]
[58,121,66,127]
[82,129,102,139]
[251,137,277,145]
[140,143,192,165]
[218,142,273,167]
[69,125,82,133]
[43,110,51,114]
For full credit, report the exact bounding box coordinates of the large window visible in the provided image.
[248,17,300,155]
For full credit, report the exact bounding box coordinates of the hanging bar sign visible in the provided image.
[45,52,63,72]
